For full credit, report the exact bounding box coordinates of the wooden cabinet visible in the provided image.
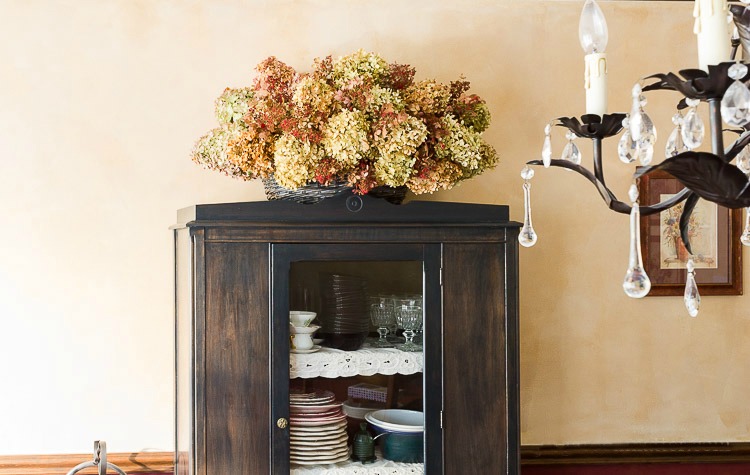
[173,194,520,474]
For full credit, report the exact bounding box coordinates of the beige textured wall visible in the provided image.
[1,0,748,455]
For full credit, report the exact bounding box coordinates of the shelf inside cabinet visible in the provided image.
[290,347,424,379]
[291,448,423,474]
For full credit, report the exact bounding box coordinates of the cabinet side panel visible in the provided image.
[205,243,270,473]
[175,228,192,475]
[443,243,509,473]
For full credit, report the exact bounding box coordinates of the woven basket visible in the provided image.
[262,176,407,205]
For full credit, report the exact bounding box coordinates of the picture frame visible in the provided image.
[638,170,743,296]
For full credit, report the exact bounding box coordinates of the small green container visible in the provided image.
[352,423,376,463]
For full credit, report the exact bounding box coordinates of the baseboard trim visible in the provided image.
[521,442,750,465]
[0,452,173,475]
[3,443,750,473]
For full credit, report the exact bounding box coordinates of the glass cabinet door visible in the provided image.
[271,244,442,474]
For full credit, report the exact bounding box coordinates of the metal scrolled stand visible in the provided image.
[66,441,127,475]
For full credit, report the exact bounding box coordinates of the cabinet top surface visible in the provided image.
[175,195,517,228]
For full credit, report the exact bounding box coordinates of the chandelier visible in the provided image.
[520,0,750,317]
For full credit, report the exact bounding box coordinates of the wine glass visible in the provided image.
[395,302,423,352]
[369,301,395,348]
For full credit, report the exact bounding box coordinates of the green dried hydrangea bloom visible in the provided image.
[214,87,254,127]
[191,126,243,176]
[436,115,484,171]
[332,49,389,88]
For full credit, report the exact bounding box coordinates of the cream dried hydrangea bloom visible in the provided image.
[292,76,335,114]
[273,133,323,189]
[366,86,405,116]
[322,109,370,169]
[373,116,428,187]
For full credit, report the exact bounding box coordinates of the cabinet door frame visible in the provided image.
[271,243,443,474]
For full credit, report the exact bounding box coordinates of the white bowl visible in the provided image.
[290,324,320,335]
[365,409,423,433]
[342,400,384,420]
[290,310,316,327]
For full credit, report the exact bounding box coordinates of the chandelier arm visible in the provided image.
[637,188,692,216]
[592,137,605,185]
[725,129,750,160]
[527,159,631,213]
[708,99,725,157]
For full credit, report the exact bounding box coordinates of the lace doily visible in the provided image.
[290,347,424,379]
[291,450,423,474]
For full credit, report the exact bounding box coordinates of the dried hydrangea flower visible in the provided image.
[215,87,254,127]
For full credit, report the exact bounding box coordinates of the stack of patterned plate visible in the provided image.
[289,390,350,465]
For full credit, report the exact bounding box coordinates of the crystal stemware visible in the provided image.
[395,302,423,352]
[369,302,395,348]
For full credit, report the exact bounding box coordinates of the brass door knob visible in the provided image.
[276,418,288,429]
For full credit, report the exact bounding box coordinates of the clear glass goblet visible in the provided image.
[395,303,423,352]
[369,302,395,348]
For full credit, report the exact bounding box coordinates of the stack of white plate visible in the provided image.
[289,390,350,465]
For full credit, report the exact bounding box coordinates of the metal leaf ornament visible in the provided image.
[635,152,750,208]
[731,4,750,61]
[678,193,700,255]
[642,64,744,101]
[557,114,626,139]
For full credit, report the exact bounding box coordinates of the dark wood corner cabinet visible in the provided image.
[173,194,521,475]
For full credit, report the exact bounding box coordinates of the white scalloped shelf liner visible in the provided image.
[290,347,424,379]
[291,449,423,474]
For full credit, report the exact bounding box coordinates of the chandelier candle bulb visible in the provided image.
[580,0,609,116]
[694,0,731,70]
[584,53,608,116]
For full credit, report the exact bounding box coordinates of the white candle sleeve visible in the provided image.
[694,0,731,71]
[584,53,608,116]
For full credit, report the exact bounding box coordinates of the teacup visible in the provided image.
[290,310,316,327]
[290,324,320,351]
[290,333,314,350]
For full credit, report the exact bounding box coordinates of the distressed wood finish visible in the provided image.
[204,243,270,474]
[174,198,521,474]
[443,243,519,474]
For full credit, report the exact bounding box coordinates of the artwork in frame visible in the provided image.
[638,170,743,296]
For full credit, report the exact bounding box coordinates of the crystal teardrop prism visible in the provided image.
[561,141,582,165]
[742,207,750,246]
[622,185,651,298]
[629,104,643,142]
[618,127,638,163]
[736,145,750,173]
[639,142,654,166]
[519,181,538,247]
[720,80,750,127]
[684,258,700,317]
[665,124,686,157]
[542,125,552,168]
[681,105,704,149]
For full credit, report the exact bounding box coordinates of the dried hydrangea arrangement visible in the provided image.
[192,50,497,195]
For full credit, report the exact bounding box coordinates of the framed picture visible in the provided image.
[638,170,743,296]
